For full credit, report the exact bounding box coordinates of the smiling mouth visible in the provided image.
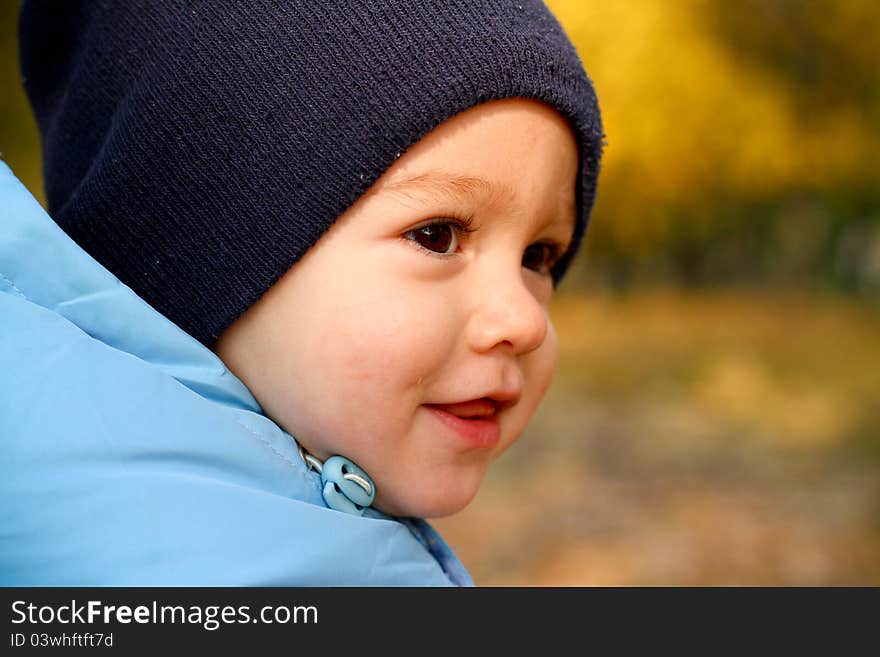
[424,398,499,420]
[423,403,501,448]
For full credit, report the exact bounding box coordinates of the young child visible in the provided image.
[1,1,603,585]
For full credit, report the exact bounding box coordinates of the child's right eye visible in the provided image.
[407,223,457,255]
[403,216,476,258]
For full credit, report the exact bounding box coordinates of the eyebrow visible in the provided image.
[383,171,517,210]
[383,170,576,236]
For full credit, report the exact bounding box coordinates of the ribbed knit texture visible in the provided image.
[19,0,604,348]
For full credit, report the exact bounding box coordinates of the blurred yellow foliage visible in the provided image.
[548,0,880,257]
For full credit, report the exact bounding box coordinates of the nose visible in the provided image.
[466,267,549,357]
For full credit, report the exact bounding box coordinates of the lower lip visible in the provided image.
[424,405,501,449]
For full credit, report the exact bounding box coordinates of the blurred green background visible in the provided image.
[2,1,878,584]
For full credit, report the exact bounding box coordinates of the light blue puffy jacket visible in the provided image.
[0,161,472,586]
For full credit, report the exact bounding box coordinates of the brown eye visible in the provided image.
[407,222,458,255]
[523,243,558,275]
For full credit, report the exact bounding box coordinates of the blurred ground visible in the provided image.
[433,287,880,585]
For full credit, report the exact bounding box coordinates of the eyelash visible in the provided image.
[402,212,566,276]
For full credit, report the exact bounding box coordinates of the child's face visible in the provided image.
[215,98,579,518]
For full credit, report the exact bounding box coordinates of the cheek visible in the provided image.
[292,290,455,447]
[496,321,560,456]
[333,300,442,388]
[531,320,560,400]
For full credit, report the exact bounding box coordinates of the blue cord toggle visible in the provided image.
[320,455,376,516]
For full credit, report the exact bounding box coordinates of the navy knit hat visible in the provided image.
[19,0,604,348]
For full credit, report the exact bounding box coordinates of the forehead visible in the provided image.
[366,98,580,234]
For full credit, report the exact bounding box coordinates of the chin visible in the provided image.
[374,471,484,520]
